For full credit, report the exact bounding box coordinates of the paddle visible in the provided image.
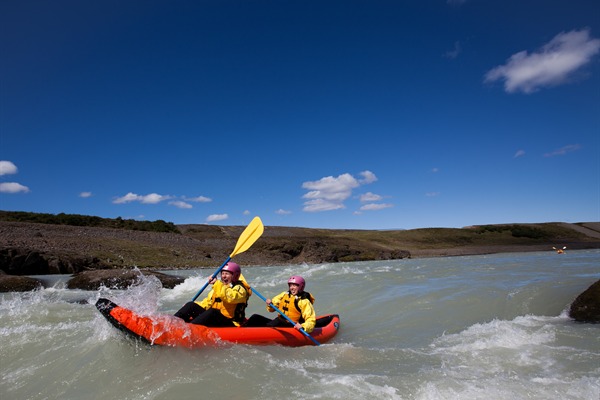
[251,287,321,346]
[191,216,264,302]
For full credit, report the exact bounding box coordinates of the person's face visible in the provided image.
[221,270,233,285]
[288,283,300,296]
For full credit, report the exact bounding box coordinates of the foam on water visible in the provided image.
[416,312,600,400]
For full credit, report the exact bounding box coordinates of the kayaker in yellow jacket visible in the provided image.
[265,275,316,333]
[174,262,250,327]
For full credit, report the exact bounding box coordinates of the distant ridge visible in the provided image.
[1,211,599,272]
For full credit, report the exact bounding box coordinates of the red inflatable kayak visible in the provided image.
[95,298,340,348]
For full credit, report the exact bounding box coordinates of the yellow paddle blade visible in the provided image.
[230,216,264,258]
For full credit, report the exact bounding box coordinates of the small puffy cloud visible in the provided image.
[113,192,171,204]
[169,200,193,209]
[206,214,228,222]
[358,170,377,184]
[514,150,526,158]
[302,171,377,212]
[426,192,441,197]
[275,209,292,215]
[0,182,30,193]
[303,198,345,212]
[243,210,251,215]
[140,193,169,204]
[544,144,581,157]
[0,161,18,176]
[360,192,383,202]
[0,161,28,194]
[431,167,440,173]
[302,173,360,212]
[359,203,393,211]
[79,192,92,198]
[184,195,212,203]
[485,28,600,93]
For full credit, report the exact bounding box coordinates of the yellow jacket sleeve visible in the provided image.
[196,288,214,309]
[297,298,316,333]
[266,291,286,312]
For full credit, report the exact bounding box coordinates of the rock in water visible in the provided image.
[66,269,185,290]
[0,272,43,292]
[569,279,600,323]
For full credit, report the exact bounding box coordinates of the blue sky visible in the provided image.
[1,1,599,230]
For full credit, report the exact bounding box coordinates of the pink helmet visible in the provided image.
[288,275,305,292]
[222,262,241,282]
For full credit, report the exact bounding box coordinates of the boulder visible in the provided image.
[569,279,600,323]
[0,248,109,275]
[67,269,185,290]
[0,271,43,292]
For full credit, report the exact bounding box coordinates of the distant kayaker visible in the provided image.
[174,262,251,327]
[553,246,567,254]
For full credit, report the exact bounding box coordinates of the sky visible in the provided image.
[1,1,599,230]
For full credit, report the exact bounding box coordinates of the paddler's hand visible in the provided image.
[266,298,272,306]
[294,323,302,331]
[208,276,217,285]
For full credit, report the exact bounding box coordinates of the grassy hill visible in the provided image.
[1,211,599,270]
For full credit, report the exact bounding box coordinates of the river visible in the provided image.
[1,249,599,399]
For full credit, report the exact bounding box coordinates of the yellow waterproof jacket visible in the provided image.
[267,291,316,333]
[196,278,251,326]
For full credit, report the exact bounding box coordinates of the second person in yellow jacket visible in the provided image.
[265,275,316,333]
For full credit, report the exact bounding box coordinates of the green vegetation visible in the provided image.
[0,211,180,234]
[476,224,550,239]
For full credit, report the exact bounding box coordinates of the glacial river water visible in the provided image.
[1,249,599,399]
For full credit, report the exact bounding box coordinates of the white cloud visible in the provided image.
[141,193,169,204]
[243,210,251,215]
[426,192,441,197]
[302,171,380,212]
[275,209,292,215]
[514,150,526,158]
[360,192,382,202]
[302,173,359,212]
[303,198,346,212]
[0,182,30,193]
[206,214,228,222]
[359,203,393,211]
[79,192,92,198]
[358,170,377,184]
[0,161,18,176]
[485,28,600,93]
[113,192,171,204]
[113,192,212,209]
[431,167,439,173]
[169,200,193,209]
[184,195,212,203]
[0,161,28,194]
[544,144,582,157]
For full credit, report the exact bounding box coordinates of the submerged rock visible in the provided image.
[67,269,185,290]
[569,279,600,323]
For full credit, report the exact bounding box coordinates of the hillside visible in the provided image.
[1,211,599,274]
